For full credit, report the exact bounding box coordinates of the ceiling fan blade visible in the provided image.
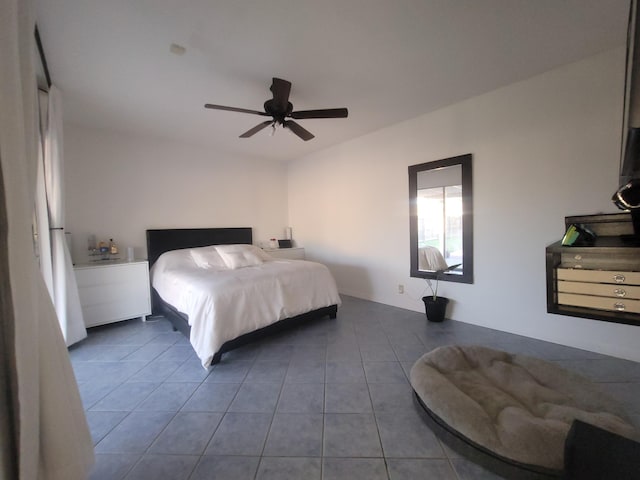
[239,120,273,138]
[284,120,315,141]
[290,108,349,119]
[270,78,292,112]
[205,103,268,116]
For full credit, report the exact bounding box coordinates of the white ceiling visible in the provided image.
[35,0,630,161]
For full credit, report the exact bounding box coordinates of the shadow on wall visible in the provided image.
[319,262,373,299]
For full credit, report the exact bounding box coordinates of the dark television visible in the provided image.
[615,0,640,237]
[620,0,640,185]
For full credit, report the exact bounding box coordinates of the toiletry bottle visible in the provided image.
[109,239,118,255]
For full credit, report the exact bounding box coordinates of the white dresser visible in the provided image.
[74,260,151,327]
[263,247,305,260]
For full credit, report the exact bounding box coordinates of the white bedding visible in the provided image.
[150,245,341,367]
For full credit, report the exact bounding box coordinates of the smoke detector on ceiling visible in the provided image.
[169,43,186,55]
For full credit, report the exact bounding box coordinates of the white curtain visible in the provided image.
[35,90,53,297]
[41,86,87,346]
[0,0,95,478]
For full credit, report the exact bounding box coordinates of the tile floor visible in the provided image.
[69,295,640,480]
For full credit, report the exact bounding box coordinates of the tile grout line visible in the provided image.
[75,297,640,480]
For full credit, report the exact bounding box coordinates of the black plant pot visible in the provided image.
[422,296,450,322]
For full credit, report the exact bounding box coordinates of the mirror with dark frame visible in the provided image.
[409,153,473,284]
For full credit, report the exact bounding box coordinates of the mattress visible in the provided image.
[150,245,341,367]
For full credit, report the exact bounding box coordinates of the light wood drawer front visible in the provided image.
[559,252,640,271]
[557,268,640,285]
[558,293,640,313]
[557,280,640,299]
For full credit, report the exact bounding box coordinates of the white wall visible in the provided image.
[64,125,289,263]
[288,47,640,362]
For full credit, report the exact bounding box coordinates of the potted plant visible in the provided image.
[422,264,461,322]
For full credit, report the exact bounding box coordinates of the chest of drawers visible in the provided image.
[74,260,151,327]
[546,213,640,326]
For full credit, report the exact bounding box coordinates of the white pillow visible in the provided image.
[190,246,228,270]
[151,248,196,275]
[215,244,264,269]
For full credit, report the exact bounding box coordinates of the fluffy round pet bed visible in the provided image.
[410,345,638,479]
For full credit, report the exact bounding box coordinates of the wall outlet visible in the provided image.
[398,284,404,294]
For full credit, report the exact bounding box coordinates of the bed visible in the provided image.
[146,228,340,367]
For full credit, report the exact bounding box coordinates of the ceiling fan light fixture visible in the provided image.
[204,77,348,141]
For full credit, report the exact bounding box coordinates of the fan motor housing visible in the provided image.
[264,99,293,119]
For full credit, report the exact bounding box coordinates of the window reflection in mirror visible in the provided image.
[417,165,462,271]
[409,154,473,284]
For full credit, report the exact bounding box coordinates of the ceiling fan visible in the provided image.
[204,77,348,141]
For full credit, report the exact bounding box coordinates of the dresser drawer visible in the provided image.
[556,268,640,285]
[76,265,149,304]
[263,247,305,260]
[559,253,640,271]
[557,280,640,300]
[557,293,640,314]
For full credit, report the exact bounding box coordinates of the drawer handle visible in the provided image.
[614,302,626,312]
[614,288,627,297]
[613,274,626,284]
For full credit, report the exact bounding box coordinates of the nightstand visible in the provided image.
[74,260,151,327]
[263,247,305,260]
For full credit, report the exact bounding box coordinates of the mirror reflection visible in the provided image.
[416,165,463,272]
[409,154,473,284]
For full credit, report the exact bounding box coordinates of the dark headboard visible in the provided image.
[146,227,253,268]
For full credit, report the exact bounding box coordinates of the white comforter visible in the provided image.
[150,247,341,367]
